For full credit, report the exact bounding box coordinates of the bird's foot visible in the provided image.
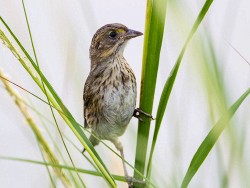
[133,108,155,122]
[125,176,145,188]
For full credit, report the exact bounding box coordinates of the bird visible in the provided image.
[83,23,153,187]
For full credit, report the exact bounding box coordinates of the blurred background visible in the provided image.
[0,0,250,187]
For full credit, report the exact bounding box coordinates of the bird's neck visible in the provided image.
[90,48,127,70]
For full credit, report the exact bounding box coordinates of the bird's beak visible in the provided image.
[125,29,143,39]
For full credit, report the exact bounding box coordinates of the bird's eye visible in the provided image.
[109,31,117,38]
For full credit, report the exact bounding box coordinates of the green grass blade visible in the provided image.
[0,73,155,187]
[21,1,85,186]
[133,0,167,186]
[0,156,126,182]
[181,88,250,188]
[0,17,116,187]
[0,70,73,187]
[146,0,214,178]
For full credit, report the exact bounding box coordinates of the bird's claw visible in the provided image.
[126,176,145,188]
[133,108,155,122]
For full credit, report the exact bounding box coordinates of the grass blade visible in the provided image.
[0,69,72,187]
[0,156,126,182]
[146,0,214,178]
[21,1,85,186]
[181,88,250,188]
[0,17,116,187]
[0,72,156,187]
[133,0,167,186]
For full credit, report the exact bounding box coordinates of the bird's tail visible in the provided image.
[89,134,100,147]
[82,134,100,153]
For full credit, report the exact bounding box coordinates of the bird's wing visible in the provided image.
[83,74,103,129]
[83,76,92,129]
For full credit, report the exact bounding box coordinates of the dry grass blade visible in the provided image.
[0,69,72,188]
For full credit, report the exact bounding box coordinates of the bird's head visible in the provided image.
[89,23,143,62]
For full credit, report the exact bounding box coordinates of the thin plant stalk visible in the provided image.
[0,69,72,188]
[0,22,116,187]
[21,1,85,186]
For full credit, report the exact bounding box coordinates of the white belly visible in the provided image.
[94,82,136,139]
[103,83,136,126]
